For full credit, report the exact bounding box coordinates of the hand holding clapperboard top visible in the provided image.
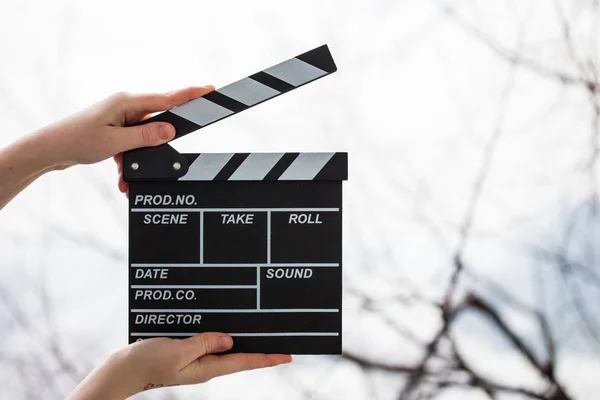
[124,45,348,354]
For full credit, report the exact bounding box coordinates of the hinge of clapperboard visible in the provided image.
[123,44,341,182]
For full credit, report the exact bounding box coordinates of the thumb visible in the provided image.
[177,333,233,367]
[113,122,176,153]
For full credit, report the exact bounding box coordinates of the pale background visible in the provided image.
[0,1,599,399]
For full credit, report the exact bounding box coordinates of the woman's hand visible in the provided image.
[68,332,292,400]
[0,86,213,209]
[53,86,213,166]
[56,86,214,196]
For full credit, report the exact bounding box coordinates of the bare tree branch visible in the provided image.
[463,294,571,399]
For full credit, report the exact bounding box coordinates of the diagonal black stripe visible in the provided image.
[263,153,299,180]
[213,153,250,180]
[183,154,200,165]
[296,44,337,73]
[313,153,348,181]
[250,72,294,93]
[203,91,248,113]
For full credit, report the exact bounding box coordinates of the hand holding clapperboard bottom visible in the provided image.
[0,45,346,399]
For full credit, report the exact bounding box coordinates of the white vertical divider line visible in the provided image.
[200,211,204,264]
[267,211,271,264]
[259,210,271,310]
[256,266,261,310]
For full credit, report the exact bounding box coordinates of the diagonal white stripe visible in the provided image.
[218,78,280,106]
[179,153,234,181]
[228,153,284,180]
[263,58,327,87]
[171,97,233,126]
[278,153,334,180]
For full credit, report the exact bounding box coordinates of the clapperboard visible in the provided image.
[123,45,347,354]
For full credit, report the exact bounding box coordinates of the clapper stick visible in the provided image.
[125,45,346,355]
[124,44,337,181]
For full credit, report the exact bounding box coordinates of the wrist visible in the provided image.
[24,125,76,172]
[97,353,142,400]
[68,351,141,400]
[1,128,74,181]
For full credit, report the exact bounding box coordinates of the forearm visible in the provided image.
[0,127,71,210]
[67,353,140,400]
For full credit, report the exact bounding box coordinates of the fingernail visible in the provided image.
[159,124,174,140]
[218,335,233,350]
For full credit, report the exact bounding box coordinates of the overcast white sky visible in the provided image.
[0,1,599,399]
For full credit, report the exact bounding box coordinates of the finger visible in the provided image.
[127,85,215,117]
[187,353,292,383]
[117,169,128,194]
[109,122,176,154]
[112,153,129,195]
[113,153,123,165]
[118,179,128,194]
[177,333,233,366]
